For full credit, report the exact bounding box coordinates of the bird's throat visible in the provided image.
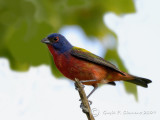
[47,45,53,54]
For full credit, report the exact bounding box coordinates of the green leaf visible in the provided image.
[0,0,137,97]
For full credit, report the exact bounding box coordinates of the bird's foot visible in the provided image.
[80,100,92,113]
[80,103,89,113]
[74,82,79,91]
[75,82,85,91]
[88,100,92,105]
[81,84,85,89]
[79,99,92,105]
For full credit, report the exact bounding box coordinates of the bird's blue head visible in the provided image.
[41,33,73,53]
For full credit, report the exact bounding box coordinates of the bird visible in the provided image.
[41,33,152,99]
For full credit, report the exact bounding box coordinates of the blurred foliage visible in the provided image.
[0,0,137,98]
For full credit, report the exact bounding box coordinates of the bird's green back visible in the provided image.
[71,47,125,76]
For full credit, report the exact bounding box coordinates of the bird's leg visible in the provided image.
[80,80,98,99]
[80,86,98,105]
[75,83,85,91]
[79,83,98,105]
[86,85,98,99]
[77,79,99,105]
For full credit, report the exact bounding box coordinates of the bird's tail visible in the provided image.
[124,74,152,88]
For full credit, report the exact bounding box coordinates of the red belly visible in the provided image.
[53,53,108,85]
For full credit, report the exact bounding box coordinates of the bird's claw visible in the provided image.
[80,99,92,106]
[81,84,85,89]
[79,99,92,105]
[80,100,92,113]
[88,100,92,105]
[75,82,85,91]
[74,83,79,91]
[79,98,92,104]
[80,103,89,113]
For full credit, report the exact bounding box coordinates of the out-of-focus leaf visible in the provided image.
[0,0,137,96]
[0,0,135,70]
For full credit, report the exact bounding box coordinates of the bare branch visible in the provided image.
[74,78,95,120]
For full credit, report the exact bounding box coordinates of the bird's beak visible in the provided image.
[41,38,50,44]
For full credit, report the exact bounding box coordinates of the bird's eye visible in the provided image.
[53,37,59,41]
[48,36,59,43]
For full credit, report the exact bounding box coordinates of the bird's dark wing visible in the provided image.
[70,47,125,76]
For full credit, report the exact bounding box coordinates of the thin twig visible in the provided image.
[74,78,95,120]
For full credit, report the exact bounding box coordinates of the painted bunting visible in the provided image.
[41,33,152,98]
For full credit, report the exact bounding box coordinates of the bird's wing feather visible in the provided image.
[70,47,125,76]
